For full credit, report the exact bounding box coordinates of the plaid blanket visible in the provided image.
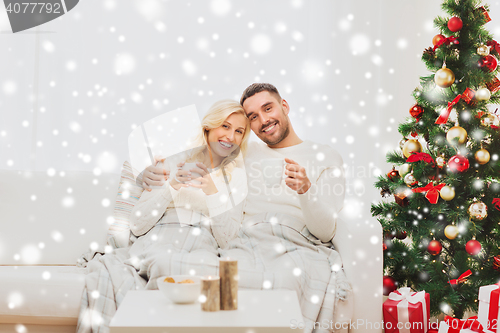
[76,213,350,333]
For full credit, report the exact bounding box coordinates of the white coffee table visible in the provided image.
[109,289,303,333]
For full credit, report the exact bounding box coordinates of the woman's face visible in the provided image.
[207,112,247,158]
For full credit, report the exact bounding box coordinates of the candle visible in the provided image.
[201,276,220,312]
[219,257,238,310]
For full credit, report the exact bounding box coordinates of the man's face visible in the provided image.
[242,91,290,146]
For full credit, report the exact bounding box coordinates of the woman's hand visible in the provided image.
[142,155,170,192]
[187,162,218,195]
[169,162,190,191]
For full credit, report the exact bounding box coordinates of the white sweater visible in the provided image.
[129,162,247,249]
[242,140,345,242]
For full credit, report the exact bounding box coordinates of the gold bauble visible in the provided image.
[475,148,491,165]
[399,138,408,150]
[399,163,412,177]
[440,185,455,201]
[434,66,455,88]
[444,225,459,240]
[446,126,468,145]
[476,87,491,101]
[477,44,490,56]
[436,156,446,168]
[404,173,418,186]
[402,139,422,158]
[481,113,500,127]
[468,201,488,221]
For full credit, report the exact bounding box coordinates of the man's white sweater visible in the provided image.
[242,140,345,243]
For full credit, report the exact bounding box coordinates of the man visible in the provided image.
[143,83,345,243]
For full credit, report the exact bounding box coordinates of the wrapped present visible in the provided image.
[486,78,500,94]
[383,287,430,333]
[438,315,484,333]
[478,283,500,333]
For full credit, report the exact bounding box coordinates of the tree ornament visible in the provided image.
[396,231,407,240]
[428,240,442,256]
[475,148,490,165]
[394,192,409,207]
[434,64,455,88]
[465,239,481,255]
[399,138,408,150]
[475,87,491,101]
[493,256,500,271]
[423,47,436,58]
[399,163,412,177]
[440,186,455,201]
[432,34,446,46]
[402,139,422,158]
[444,225,459,239]
[478,54,498,73]
[387,167,400,181]
[409,104,424,119]
[383,276,397,296]
[383,243,388,251]
[447,17,463,32]
[486,77,500,94]
[447,155,469,173]
[404,173,418,186]
[380,188,391,198]
[480,113,500,127]
[468,201,488,221]
[446,126,468,145]
[478,44,490,56]
[436,155,446,168]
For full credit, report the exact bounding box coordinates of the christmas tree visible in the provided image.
[371,0,500,318]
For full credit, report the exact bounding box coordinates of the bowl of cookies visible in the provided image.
[157,275,202,304]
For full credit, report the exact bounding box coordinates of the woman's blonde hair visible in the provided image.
[185,99,250,179]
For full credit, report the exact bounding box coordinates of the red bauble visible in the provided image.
[432,34,446,46]
[387,168,400,181]
[428,240,442,256]
[493,255,500,271]
[396,231,408,240]
[447,155,469,173]
[447,17,463,32]
[466,239,482,255]
[409,104,424,119]
[383,276,397,296]
[383,243,388,251]
[478,55,498,73]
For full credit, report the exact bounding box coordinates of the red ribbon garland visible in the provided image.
[435,94,462,124]
[443,315,484,333]
[406,152,436,167]
[412,183,445,204]
[449,269,472,285]
[487,40,500,54]
[433,36,460,51]
[493,198,500,211]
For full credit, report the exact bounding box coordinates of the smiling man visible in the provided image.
[239,83,345,242]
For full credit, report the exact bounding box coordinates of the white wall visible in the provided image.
[2,0,500,222]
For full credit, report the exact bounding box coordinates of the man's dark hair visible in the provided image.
[240,83,282,106]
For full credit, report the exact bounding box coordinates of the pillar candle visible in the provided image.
[219,257,238,310]
[201,276,220,312]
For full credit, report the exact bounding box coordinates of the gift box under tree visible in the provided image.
[383,287,430,333]
[478,283,500,333]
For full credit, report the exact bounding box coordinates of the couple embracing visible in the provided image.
[77,83,352,333]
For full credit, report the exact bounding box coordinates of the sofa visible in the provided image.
[0,168,383,333]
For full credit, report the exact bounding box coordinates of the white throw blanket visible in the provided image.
[76,213,351,333]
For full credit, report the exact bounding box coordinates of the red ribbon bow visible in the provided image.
[433,36,460,51]
[487,40,500,54]
[493,198,500,211]
[406,152,436,167]
[444,315,484,333]
[435,94,462,124]
[449,269,472,285]
[412,183,445,204]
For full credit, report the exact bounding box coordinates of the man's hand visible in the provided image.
[142,155,170,192]
[284,158,311,194]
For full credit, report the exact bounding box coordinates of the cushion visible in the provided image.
[107,161,144,248]
[0,266,85,325]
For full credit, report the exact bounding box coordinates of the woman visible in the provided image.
[76,100,250,333]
